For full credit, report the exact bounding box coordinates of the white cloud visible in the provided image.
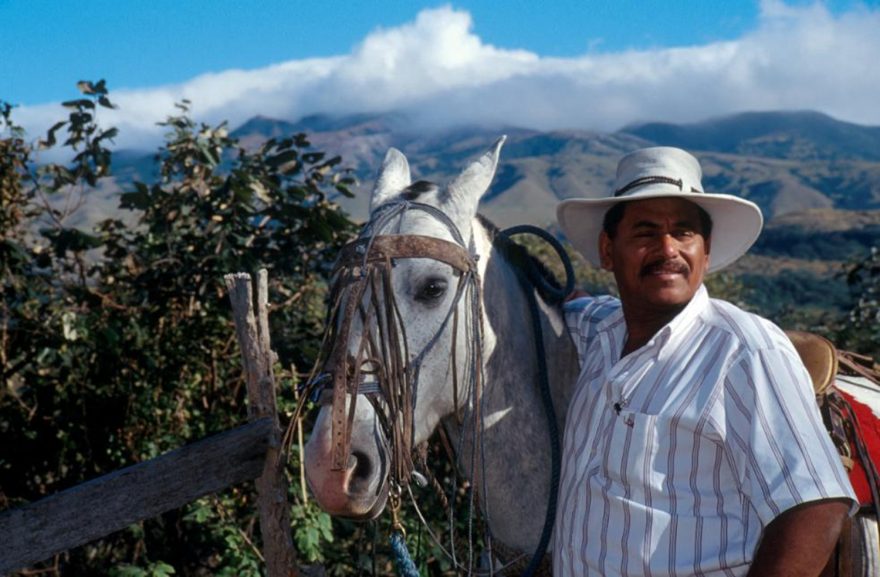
[12,2,880,150]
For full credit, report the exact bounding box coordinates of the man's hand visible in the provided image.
[747,498,852,577]
[564,289,589,303]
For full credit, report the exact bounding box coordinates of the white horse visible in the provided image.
[302,138,880,575]
[303,137,580,567]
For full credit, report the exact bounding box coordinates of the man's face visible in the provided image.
[599,198,711,314]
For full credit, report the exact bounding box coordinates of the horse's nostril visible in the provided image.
[350,450,373,482]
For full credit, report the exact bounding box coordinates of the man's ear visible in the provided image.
[599,231,614,271]
[703,235,712,272]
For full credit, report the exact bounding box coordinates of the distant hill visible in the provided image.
[95,108,880,231]
[226,109,880,227]
[230,110,880,318]
[620,110,880,162]
[59,108,880,320]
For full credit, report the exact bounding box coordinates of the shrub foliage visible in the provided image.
[1,82,360,575]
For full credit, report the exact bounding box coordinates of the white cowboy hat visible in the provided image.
[556,146,763,273]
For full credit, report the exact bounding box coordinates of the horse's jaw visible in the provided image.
[304,409,389,520]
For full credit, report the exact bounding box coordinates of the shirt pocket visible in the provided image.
[601,410,662,495]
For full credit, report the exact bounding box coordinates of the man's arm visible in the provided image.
[746,498,851,577]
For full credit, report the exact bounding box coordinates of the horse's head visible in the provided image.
[304,137,505,519]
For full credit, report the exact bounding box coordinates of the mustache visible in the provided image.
[640,260,690,277]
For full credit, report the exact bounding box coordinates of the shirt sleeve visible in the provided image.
[563,295,620,362]
[724,344,857,526]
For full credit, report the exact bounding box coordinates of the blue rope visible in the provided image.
[390,530,420,577]
[496,225,575,577]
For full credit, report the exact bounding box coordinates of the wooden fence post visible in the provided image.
[224,270,298,577]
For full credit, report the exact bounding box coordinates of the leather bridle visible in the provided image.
[308,200,485,493]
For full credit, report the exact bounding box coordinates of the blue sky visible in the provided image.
[3,0,880,149]
[3,0,771,105]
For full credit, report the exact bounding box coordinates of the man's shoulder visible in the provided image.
[563,294,621,320]
[703,297,792,354]
[563,295,621,342]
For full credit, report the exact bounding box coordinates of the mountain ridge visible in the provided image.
[58,108,880,317]
[620,110,880,162]
[226,109,880,226]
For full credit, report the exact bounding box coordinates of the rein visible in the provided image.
[494,225,574,577]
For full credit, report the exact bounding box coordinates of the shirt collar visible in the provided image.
[596,284,710,359]
[653,284,709,353]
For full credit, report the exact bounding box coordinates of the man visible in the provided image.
[553,147,856,577]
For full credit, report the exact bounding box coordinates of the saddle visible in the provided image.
[786,330,880,577]
[786,330,839,395]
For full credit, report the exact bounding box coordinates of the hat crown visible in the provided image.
[613,147,704,198]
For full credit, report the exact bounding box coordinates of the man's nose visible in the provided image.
[658,233,678,257]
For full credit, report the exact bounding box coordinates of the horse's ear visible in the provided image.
[370,147,411,214]
[447,135,506,222]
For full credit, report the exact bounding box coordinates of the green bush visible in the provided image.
[1,82,358,575]
[2,81,487,577]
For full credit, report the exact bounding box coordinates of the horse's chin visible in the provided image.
[344,484,389,520]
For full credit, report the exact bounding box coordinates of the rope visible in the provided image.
[496,224,575,577]
[498,224,574,305]
[390,531,420,577]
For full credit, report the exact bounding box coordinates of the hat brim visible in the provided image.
[557,190,763,273]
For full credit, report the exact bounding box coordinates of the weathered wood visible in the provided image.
[0,417,273,574]
[225,270,298,577]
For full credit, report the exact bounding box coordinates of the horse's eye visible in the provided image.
[415,277,448,303]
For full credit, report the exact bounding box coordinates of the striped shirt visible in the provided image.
[553,285,856,577]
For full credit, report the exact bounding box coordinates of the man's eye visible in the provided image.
[415,278,448,302]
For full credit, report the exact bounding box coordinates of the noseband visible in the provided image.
[310,200,484,490]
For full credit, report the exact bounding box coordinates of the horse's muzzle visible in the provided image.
[304,403,390,519]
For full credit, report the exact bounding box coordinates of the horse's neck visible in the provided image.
[443,222,579,553]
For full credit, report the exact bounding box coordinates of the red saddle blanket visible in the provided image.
[837,388,880,505]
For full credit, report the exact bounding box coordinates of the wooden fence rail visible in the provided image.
[0,270,299,576]
[0,417,272,574]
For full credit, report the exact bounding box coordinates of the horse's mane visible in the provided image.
[475,213,564,305]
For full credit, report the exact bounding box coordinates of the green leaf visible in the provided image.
[150,561,176,576]
[302,152,325,164]
[39,121,67,149]
[62,98,95,110]
[76,80,96,95]
[250,181,273,204]
[109,565,147,577]
[266,149,299,169]
[41,227,103,257]
[294,132,310,147]
[334,183,355,198]
[120,183,152,210]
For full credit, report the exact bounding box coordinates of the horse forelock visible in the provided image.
[400,180,440,201]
